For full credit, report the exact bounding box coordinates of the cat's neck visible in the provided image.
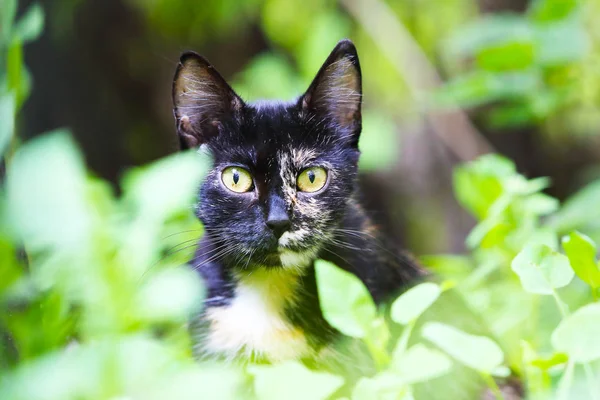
[201,266,313,361]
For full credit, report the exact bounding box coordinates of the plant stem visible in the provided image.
[364,336,390,371]
[551,289,569,318]
[556,360,575,400]
[481,372,504,400]
[584,363,599,400]
[394,321,415,358]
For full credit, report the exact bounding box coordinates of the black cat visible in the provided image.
[172,39,422,361]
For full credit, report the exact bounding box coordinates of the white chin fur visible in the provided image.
[278,228,309,247]
[279,249,314,270]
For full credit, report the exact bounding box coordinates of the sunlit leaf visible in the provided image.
[390,282,441,325]
[392,343,453,384]
[315,260,377,338]
[122,150,211,221]
[491,365,511,378]
[249,361,344,400]
[422,322,504,372]
[534,18,589,65]
[522,193,559,216]
[529,0,579,22]
[135,267,204,324]
[448,14,532,57]
[551,303,600,363]
[453,154,513,219]
[476,41,534,71]
[549,180,600,232]
[530,352,568,370]
[351,374,413,400]
[435,69,540,109]
[561,231,600,288]
[6,131,91,253]
[511,244,574,294]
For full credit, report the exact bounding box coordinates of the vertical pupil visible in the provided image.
[308,170,316,184]
[232,170,240,185]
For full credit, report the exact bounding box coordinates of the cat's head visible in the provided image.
[172,39,362,272]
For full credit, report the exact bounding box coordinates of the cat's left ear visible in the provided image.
[172,52,244,150]
[299,39,362,146]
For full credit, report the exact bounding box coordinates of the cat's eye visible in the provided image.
[221,167,254,193]
[297,167,327,193]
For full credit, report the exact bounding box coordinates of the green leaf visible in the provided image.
[534,18,588,65]
[135,267,204,324]
[351,375,412,400]
[435,70,540,109]
[422,322,504,372]
[551,303,600,363]
[529,0,579,22]
[476,40,534,71]
[0,93,15,156]
[522,193,559,216]
[315,260,377,338]
[0,0,16,44]
[530,352,568,370]
[123,150,211,221]
[390,282,441,325]
[491,366,511,378]
[13,3,44,43]
[561,231,600,288]
[452,154,515,219]
[7,39,23,96]
[392,343,453,384]
[448,15,532,57]
[6,130,91,253]
[249,361,344,400]
[511,244,574,294]
[550,180,600,232]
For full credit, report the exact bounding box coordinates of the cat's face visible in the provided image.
[172,40,362,271]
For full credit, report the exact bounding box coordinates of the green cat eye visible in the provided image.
[297,167,327,193]
[222,167,253,193]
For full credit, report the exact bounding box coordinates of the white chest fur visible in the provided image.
[203,269,311,362]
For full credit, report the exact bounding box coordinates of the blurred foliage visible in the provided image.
[1,0,43,156]
[123,0,476,172]
[437,0,600,137]
[6,1,600,400]
[5,129,600,398]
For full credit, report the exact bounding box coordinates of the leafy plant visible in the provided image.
[6,1,600,399]
[436,0,600,136]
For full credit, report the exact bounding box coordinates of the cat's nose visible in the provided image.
[266,195,291,238]
[267,216,291,239]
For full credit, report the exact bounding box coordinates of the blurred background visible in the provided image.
[16,0,600,256]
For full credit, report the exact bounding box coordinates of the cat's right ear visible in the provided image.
[172,52,244,150]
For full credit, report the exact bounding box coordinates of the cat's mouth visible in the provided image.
[257,247,316,270]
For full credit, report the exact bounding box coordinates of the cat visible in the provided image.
[172,39,423,362]
[171,39,522,399]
